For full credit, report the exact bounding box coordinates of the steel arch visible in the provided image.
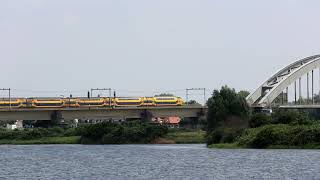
[247,55,320,107]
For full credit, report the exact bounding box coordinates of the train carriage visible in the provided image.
[63,98,80,108]
[32,98,64,108]
[0,99,23,108]
[154,96,183,106]
[77,98,105,107]
[115,97,142,107]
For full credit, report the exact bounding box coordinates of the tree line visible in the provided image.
[206,86,320,149]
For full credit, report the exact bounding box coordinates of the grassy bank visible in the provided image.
[0,122,168,145]
[208,143,242,149]
[208,123,320,149]
[0,136,81,145]
[209,143,320,149]
[0,123,206,145]
[164,129,206,144]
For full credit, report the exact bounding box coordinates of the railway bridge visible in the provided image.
[247,55,320,110]
[0,106,207,123]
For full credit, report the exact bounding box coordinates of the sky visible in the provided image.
[1,0,320,103]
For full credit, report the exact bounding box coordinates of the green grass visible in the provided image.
[165,130,206,144]
[208,143,242,149]
[266,144,320,149]
[208,143,320,149]
[0,136,81,145]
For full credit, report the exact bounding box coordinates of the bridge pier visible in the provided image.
[50,110,63,125]
[140,110,153,122]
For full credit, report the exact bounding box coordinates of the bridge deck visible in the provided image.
[0,106,207,121]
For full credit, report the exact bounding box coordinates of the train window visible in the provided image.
[35,103,63,106]
[0,103,20,107]
[118,98,140,101]
[156,98,175,100]
[155,102,177,104]
[78,102,104,106]
[116,102,141,105]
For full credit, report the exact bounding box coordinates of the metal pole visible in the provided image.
[9,88,11,110]
[204,88,206,106]
[113,91,116,109]
[307,72,310,104]
[286,87,288,104]
[299,77,302,104]
[0,88,11,110]
[281,91,284,104]
[185,88,206,106]
[294,81,297,104]
[312,70,314,104]
[186,89,188,105]
[318,68,320,104]
[109,89,112,108]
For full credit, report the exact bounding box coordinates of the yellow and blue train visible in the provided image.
[0,96,184,108]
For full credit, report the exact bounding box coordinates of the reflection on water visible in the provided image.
[0,144,320,180]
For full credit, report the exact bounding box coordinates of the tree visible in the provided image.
[313,94,320,104]
[238,90,250,98]
[155,93,174,97]
[186,100,201,105]
[206,86,250,132]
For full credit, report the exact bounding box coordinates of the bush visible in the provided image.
[78,122,168,144]
[206,127,243,144]
[291,125,320,146]
[272,110,309,125]
[63,128,78,136]
[206,129,223,145]
[249,113,272,128]
[238,123,320,148]
[221,128,243,143]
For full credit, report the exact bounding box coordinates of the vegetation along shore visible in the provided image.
[206,86,320,149]
[1,85,319,149]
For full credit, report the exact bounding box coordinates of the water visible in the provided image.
[0,144,320,180]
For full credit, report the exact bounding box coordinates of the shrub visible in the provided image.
[78,122,168,144]
[221,128,243,143]
[238,123,320,148]
[206,129,223,145]
[272,110,309,125]
[249,113,272,128]
[63,128,78,136]
[291,125,320,146]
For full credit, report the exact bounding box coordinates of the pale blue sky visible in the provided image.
[1,0,320,102]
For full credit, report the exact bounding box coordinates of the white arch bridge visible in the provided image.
[247,55,320,108]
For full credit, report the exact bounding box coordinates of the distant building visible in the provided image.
[152,116,181,128]
[7,120,23,130]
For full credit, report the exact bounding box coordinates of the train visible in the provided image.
[0,96,184,108]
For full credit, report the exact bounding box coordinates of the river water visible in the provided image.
[0,144,320,180]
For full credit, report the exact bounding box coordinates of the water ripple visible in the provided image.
[0,144,319,180]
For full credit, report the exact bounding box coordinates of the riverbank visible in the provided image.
[164,129,206,144]
[0,136,81,145]
[0,127,205,145]
[209,143,320,149]
[208,123,320,149]
[0,122,206,145]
